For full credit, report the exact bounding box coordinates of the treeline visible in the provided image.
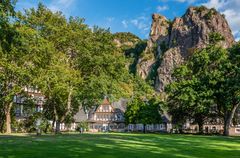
[0,1,153,134]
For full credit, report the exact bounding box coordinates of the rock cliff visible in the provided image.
[137,6,235,92]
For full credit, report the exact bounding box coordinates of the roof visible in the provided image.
[74,98,128,123]
[112,99,127,113]
[101,98,111,105]
[74,106,88,122]
[162,115,171,123]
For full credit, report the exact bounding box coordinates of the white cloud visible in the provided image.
[121,20,128,28]
[156,5,169,12]
[174,0,196,4]
[49,0,76,14]
[201,0,225,10]
[122,16,151,37]
[131,19,139,26]
[105,17,115,23]
[130,18,150,31]
[202,0,240,41]
[159,0,197,4]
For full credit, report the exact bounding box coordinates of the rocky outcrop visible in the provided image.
[137,14,170,79]
[137,6,235,92]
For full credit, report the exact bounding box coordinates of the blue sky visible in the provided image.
[16,0,239,40]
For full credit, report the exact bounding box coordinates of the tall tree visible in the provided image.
[18,4,85,133]
[20,4,138,133]
[167,41,240,135]
[218,43,240,135]
[166,65,214,133]
[36,52,81,133]
[75,26,134,104]
[0,1,52,133]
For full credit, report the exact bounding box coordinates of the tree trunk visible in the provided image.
[53,105,61,134]
[59,88,73,125]
[55,121,61,134]
[143,124,146,133]
[36,127,41,136]
[0,114,5,133]
[223,103,239,136]
[198,122,204,134]
[52,118,55,133]
[5,102,13,134]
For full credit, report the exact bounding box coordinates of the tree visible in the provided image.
[75,26,135,104]
[19,4,139,133]
[166,43,240,136]
[217,43,240,135]
[166,65,214,133]
[0,1,51,133]
[36,52,81,133]
[125,96,162,133]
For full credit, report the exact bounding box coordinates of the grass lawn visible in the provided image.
[0,133,240,158]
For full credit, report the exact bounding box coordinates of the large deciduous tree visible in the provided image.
[0,1,51,133]
[167,41,240,136]
[19,4,138,133]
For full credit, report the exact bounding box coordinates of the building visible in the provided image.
[73,97,170,133]
[74,97,126,132]
[14,86,44,120]
[13,91,240,135]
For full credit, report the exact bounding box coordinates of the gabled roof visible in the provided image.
[74,106,88,122]
[74,106,96,122]
[101,98,111,105]
[112,99,127,113]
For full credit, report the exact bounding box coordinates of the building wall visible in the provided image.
[127,123,168,132]
[229,127,240,136]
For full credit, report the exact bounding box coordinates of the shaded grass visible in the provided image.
[0,133,240,158]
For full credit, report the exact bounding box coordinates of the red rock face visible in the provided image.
[138,6,235,92]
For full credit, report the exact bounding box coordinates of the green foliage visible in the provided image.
[146,60,161,86]
[209,32,225,44]
[76,121,89,132]
[127,40,147,75]
[172,38,177,46]
[0,2,155,134]
[204,8,217,19]
[11,112,51,133]
[160,41,168,53]
[0,0,52,133]
[146,41,168,86]
[125,96,162,125]
[113,32,140,43]
[166,43,240,135]
[195,6,207,13]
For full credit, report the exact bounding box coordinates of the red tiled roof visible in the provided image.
[101,98,111,105]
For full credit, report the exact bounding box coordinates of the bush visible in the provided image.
[209,32,225,44]
[76,121,89,132]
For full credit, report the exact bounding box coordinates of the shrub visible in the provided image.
[209,32,225,44]
[76,121,89,132]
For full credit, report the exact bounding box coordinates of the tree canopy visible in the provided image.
[166,43,240,135]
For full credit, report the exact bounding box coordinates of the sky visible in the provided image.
[15,0,240,41]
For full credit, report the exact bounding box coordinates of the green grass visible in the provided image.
[0,133,240,158]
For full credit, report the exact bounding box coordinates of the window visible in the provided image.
[103,105,109,112]
[235,128,240,133]
[128,124,133,129]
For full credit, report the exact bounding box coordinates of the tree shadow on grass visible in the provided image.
[0,133,240,158]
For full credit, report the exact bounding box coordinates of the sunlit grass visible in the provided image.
[0,133,239,158]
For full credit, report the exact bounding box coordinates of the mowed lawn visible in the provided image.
[0,133,240,158]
